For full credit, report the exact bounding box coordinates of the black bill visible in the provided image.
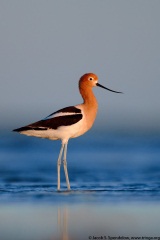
[96,83,123,94]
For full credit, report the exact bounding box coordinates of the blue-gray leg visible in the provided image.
[63,142,71,190]
[57,143,64,191]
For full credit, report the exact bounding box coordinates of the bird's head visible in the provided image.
[79,73,98,88]
[79,73,123,93]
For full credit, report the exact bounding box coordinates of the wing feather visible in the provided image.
[13,106,82,132]
[45,106,81,119]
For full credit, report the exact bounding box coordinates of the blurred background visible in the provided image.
[0,1,160,239]
[0,0,160,133]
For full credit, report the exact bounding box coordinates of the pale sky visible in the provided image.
[1,1,160,132]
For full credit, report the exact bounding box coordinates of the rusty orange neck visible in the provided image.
[79,84,98,110]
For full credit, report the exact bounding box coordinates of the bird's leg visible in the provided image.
[57,143,64,191]
[63,142,71,190]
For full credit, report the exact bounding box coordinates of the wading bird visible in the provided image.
[13,73,122,191]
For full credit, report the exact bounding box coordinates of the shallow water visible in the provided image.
[1,131,160,203]
[0,131,160,239]
[1,203,160,240]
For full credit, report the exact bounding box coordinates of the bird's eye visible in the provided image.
[89,77,93,81]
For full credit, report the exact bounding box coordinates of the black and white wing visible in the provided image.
[13,106,83,132]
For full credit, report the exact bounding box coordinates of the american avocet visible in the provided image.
[13,73,122,191]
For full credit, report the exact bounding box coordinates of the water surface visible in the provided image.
[0,131,160,239]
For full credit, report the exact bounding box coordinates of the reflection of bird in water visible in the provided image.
[13,73,122,190]
[57,207,69,240]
